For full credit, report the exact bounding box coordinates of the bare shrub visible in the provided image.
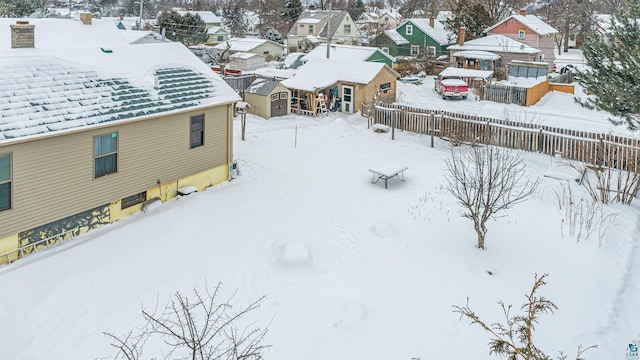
[445,146,539,249]
[104,282,269,360]
[453,273,597,360]
[554,182,618,245]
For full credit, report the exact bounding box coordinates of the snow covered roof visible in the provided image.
[230,52,263,60]
[486,14,558,36]
[176,11,222,25]
[213,37,283,52]
[207,26,228,35]
[120,30,171,44]
[288,10,350,38]
[447,34,539,54]
[302,44,395,63]
[281,59,396,91]
[245,78,280,96]
[402,18,455,45]
[0,18,128,49]
[382,29,409,45]
[0,34,240,142]
[453,50,500,60]
[251,67,297,80]
[439,67,494,80]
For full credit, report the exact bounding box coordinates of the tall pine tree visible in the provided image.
[157,11,207,45]
[223,6,248,37]
[282,0,303,25]
[444,0,493,42]
[0,0,44,17]
[577,0,640,129]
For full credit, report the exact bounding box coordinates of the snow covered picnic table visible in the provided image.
[368,164,409,189]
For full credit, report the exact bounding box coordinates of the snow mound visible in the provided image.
[369,221,399,238]
[333,302,367,329]
[279,242,313,267]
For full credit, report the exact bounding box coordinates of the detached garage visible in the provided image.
[244,79,291,119]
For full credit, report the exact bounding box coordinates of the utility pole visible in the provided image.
[326,0,332,58]
[139,0,144,30]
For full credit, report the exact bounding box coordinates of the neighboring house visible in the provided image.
[176,10,224,45]
[395,17,456,57]
[243,10,261,36]
[120,30,172,44]
[370,29,410,57]
[0,18,240,263]
[485,9,557,69]
[214,37,286,60]
[207,26,230,45]
[282,59,399,116]
[286,10,362,52]
[244,79,291,119]
[447,34,541,71]
[228,52,265,71]
[378,9,402,29]
[301,43,396,68]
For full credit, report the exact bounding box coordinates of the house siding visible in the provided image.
[396,22,447,56]
[0,105,231,240]
[488,19,556,70]
[332,16,362,45]
[366,52,394,67]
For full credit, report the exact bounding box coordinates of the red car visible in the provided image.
[435,74,469,100]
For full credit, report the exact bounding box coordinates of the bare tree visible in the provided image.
[453,273,597,360]
[104,283,270,360]
[444,146,539,249]
[478,0,528,22]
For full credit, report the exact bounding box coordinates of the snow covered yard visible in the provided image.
[0,108,638,360]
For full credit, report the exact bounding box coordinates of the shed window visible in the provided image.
[380,82,391,91]
[271,94,279,101]
[94,133,118,178]
[0,153,11,211]
[217,35,224,41]
[121,191,146,210]
[279,92,288,99]
[406,24,413,35]
[190,114,204,148]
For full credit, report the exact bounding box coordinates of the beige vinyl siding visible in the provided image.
[0,105,230,239]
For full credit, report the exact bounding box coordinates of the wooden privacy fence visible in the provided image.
[370,103,640,172]
[479,80,553,107]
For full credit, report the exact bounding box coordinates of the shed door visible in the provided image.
[271,92,288,117]
[341,85,354,113]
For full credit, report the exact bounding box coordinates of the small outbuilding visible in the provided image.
[244,79,291,119]
[229,52,266,71]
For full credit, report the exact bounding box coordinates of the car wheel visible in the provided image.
[462,96,467,100]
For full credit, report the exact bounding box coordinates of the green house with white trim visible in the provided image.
[301,43,396,68]
[394,18,456,57]
[370,29,411,57]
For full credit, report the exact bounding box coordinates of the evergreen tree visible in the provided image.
[0,0,44,17]
[576,0,640,130]
[264,28,284,44]
[223,6,248,37]
[282,0,303,24]
[157,11,207,45]
[347,0,365,20]
[444,0,493,42]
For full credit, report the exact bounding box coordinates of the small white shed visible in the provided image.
[228,52,266,71]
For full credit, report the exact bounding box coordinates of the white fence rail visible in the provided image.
[0,229,77,266]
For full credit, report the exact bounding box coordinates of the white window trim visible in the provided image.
[406,24,413,35]
[518,30,525,39]
[411,45,419,55]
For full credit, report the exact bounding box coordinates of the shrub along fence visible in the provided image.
[368,103,640,172]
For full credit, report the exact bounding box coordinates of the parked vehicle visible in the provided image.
[434,74,468,100]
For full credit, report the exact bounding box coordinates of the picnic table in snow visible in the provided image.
[368,164,409,189]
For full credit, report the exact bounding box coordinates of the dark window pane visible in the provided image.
[0,153,10,182]
[190,131,203,148]
[95,154,117,177]
[0,182,10,211]
[95,133,117,156]
[190,115,204,148]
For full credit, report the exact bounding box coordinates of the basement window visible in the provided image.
[121,191,146,209]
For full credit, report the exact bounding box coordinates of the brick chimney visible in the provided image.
[458,27,466,46]
[520,8,527,16]
[10,21,35,48]
[80,12,92,25]
[119,14,124,20]
[429,16,434,28]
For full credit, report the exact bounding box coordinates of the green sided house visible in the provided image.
[370,29,411,57]
[395,17,456,57]
[0,19,241,264]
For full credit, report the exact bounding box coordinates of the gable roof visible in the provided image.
[281,58,397,91]
[213,37,284,52]
[246,78,280,96]
[447,34,539,54]
[0,20,239,143]
[381,29,409,45]
[401,18,455,45]
[120,30,172,44]
[301,44,395,63]
[486,14,558,35]
[288,10,351,38]
[229,52,264,60]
